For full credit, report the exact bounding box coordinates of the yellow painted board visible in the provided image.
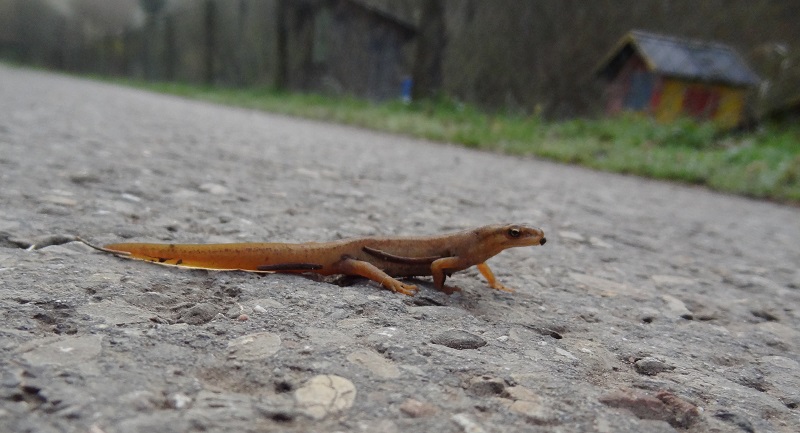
[654,78,685,123]
[713,86,745,128]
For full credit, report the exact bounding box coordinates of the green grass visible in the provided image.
[120,80,800,204]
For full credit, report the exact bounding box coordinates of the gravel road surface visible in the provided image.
[1,64,799,433]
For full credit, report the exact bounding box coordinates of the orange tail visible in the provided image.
[102,242,279,271]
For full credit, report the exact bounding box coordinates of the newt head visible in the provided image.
[480,223,546,250]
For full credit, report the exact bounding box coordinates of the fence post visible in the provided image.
[204,0,216,85]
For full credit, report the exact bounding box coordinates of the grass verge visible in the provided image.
[118,80,800,204]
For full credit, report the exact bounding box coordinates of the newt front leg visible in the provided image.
[431,258,516,293]
[430,256,465,294]
[476,263,514,292]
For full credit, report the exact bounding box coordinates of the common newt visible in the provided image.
[92,224,546,296]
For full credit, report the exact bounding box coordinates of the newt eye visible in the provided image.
[507,228,521,238]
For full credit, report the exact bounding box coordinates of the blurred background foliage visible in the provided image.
[1,0,798,202]
[1,0,798,119]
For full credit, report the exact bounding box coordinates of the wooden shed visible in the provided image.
[283,0,417,101]
[596,30,760,128]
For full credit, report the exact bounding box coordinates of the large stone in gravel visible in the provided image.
[227,332,281,360]
[18,335,103,375]
[294,374,356,420]
[346,349,401,379]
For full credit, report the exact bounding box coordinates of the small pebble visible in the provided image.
[69,171,101,184]
[589,236,612,248]
[661,295,693,319]
[346,349,401,379]
[179,303,218,325]
[431,330,487,350]
[198,183,229,195]
[120,193,142,203]
[559,231,586,242]
[635,357,674,376]
[509,399,557,424]
[452,413,486,433]
[714,411,755,433]
[467,376,506,396]
[399,398,438,418]
[167,392,192,409]
[555,347,579,361]
[41,195,78,207]
[599,388,700,428]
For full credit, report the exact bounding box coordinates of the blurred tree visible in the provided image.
[203,0,216,84]
[139,0,165,16]
[412,0,445,100]
[140,0,165,80]
[72,0,141,35]
[8,0,68,67]
[274,0,288,90]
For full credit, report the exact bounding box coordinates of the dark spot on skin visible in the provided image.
[176,259,183,265]
[158,258,168,263]
[540,238,547,245]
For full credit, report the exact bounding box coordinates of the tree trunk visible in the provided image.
[274,0,289,90]
[411,0,446,100]
[204,0,216,85]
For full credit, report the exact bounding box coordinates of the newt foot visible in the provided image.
[438,285,463,295]
[383,281,418,296]
[490,282,515,293]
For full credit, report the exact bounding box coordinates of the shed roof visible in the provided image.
[597,30,760,87]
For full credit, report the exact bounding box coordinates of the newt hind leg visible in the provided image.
[334,257,418,296]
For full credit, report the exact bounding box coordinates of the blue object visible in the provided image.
[401,77,413,103]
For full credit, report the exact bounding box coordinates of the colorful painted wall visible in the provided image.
[651,79,747,128]
[605,54,749,129]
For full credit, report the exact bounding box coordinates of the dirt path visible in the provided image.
[1,64,799,433]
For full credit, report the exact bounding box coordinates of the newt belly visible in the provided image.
[95,223,546,296]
